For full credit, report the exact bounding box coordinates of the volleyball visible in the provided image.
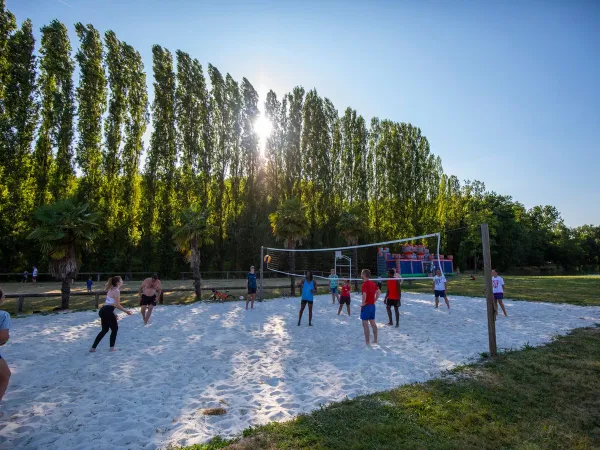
[264,255,272,264]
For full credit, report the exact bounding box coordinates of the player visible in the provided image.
[0,289,11,404]
[87,277,94,293]
[360,269,380,345]
[138,273,162,324]
[337,279,351,316]
[246,265,257,310]
[328,268,340,304]
[492,269,508,317]
[433,269,450,310]
[20,271,27,284]
[32,266,38,284]
[385,268,402,327]
[298,271,318,326]
[90,277,132,352]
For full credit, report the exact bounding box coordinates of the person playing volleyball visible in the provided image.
[492,269,508,317]
[433,269,450,310]
[138,273,162,324]
[337,279,351,316]
[328,268,340,304]
[298,271,318,326]
[385,268,402,327]
[360,269,380,345]
[246,265,257,310]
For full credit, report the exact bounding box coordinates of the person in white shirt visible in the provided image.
[32,266,38,284]
[491,269,508,317]
[432,269,450,310]
[328,268,340,304]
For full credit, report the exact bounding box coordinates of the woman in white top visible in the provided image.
[90,276,132,352]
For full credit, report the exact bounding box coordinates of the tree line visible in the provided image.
[1,2,598,281]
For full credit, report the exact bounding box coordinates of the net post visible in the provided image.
[437,232,442,275]
[481,223,498,357]
[260,246,264,301]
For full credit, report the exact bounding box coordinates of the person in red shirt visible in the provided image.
[360,269,380,345]
[385,268,403,327]
[337,279,352,316]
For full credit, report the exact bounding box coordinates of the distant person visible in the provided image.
[138,273,162,325]
[298,271,318,326]
[87,277,94,293]
[245,265,257,310]
[492,269,508,317]
[433,269,450,310]
[0,289,12,404]
[385,268,402,327]
[32,266,38,284]
[328,268,340,304]
[20,271,27,284]
[337,279,351,316]
[90,276,132,352]
[360,269,380,345]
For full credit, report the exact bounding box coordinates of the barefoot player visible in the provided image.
[433,269,450,310]
[492,270,508,317]
[385,268,402,327]
[138,273,162,324]
[245,265,257,310]
[361,269,379,345]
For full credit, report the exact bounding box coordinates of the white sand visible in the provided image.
[1,293,599,449]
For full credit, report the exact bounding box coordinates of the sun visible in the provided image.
[254,114,272,149]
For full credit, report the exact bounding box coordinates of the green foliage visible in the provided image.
[269,197,309,250]
[0,11,598,276]
[27,200,98,280]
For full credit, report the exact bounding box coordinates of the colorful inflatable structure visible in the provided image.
[377,245,454,277]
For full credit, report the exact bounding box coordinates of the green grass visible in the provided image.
[183,326,600,450]
[1,275,599,315]
[0,278,292,315]
[405,274,600,306]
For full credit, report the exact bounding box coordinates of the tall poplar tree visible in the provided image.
[36,20,75,202]
[103,31,127,233]
[121,42,147,270]
[75,23,106,207]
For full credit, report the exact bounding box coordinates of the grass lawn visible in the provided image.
[1,275,599,315]
[404,274,600,307]
[0,278,292,315]
[183,325,600,450]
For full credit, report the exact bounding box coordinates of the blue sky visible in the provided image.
[8,0,600,226]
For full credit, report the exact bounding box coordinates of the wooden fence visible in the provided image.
[3,284,290,314]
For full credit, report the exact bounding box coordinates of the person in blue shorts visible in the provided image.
[245,266,257,310]
[328,268,340,304]
[298,271,318,326]
[433,269,450,310]
[0,289,11,403]
[360,269,380,345]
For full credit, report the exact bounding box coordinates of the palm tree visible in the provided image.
[269,197,309,296]
[338,206,367,285]
[28,200,99,310]
[171,205,216,299]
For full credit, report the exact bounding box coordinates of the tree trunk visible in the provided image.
[61,277,71,310]
[192,248,202,299]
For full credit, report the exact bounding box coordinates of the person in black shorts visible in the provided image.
[138,273,162,324]
[246,266,257,310]
[385,268,402,327]
[337,279,352,316]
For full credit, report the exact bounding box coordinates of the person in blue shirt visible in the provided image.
[298,271,318,326]
[0,289,11,402]
[245,266,257,310]
[87,277,94,293]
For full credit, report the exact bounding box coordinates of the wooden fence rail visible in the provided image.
[3,285,290,314]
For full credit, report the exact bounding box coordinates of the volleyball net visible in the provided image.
[262,232,448,283]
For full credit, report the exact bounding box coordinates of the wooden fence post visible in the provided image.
[94,293,100,309]
[481,223,498,357]
[17,295,24,314]
[159,292,164,305]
